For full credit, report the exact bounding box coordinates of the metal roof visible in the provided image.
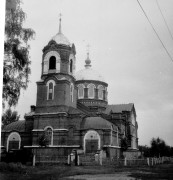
[3,120,25,132]
[105,103,134,114]
[81,116,113,130]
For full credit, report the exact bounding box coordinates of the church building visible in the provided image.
[1,17,139,160]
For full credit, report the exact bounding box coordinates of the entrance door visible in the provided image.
[85,139,98,153]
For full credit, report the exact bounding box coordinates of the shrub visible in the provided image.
[0,162,26,173]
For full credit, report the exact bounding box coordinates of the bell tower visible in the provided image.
[35,16,77,113]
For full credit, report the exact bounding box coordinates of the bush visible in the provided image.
[0,162,26,173]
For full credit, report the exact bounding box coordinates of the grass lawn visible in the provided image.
[0,162,173,180]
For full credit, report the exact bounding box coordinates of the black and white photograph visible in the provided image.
[0,0,173,179]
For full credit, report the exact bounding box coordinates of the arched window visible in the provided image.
[43,51,60,74]
[44,126,53,146]
[7,132,21,152]
[98,85,104,100]
[70,59,73,73]
[77,84,84,99]
[49,56,56,70]
[87,84,95,99]
[70,84,74,102]
[47,80,55,100]
[84,130,100,153]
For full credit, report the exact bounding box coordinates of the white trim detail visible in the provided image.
[32,129,44,132]
[24,145,80,148]
[70,83,74,102]
[44,126,53,146]
[83,130,100,153]
[46,80,55,100]
[34,112,68,116]
[103,145,121,149]
[87,84,96,99]
[98,85,104,100]
[53,129,68,131]
[7,132,21,152]
[77,84,85,99]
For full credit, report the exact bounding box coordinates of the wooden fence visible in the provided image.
[32,154,173,167]
[34,155,67,165]
[77,155,173,167]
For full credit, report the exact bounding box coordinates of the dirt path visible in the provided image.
[65,172,137,180]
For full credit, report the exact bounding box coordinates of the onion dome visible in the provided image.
[51,15,70,46]
[75,52,105,82]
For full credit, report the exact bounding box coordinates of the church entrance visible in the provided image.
[7,132,21,152]
[84,130,100,153]
[85,139,98,153]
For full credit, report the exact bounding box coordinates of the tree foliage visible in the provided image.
[138,145,151,157]
[3,0,35,108]
[38,132,49,147]
[139,137,173,157]
[2,108,20,127]
[150,137,168,157]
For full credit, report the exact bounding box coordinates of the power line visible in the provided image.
[156,0,173,42]
[136,0,173,63]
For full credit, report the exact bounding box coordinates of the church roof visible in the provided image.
[75,67,105,82]
[2,120,25,132]
[105,103,134,114]
[51,15,70,46]
[75,52,105,82]
[68,106,84,115]
[52,32,70,46]
[81,116,113,130]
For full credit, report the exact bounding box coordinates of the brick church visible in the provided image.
[1,17,139,159]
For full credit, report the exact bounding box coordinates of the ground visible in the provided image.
[0,162,173,180]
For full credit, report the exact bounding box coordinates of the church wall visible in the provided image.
[61,61,69,74]
[25,117,34,132]
[103,130,111,145]
[36,81,76,110]
[112,131,119,147]
[32,115,83,147]
[32,147,75,158]
[33,115,68,130]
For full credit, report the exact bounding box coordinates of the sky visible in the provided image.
[1,0,173,146]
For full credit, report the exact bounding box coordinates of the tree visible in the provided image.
[138,145,151,157]
[150,137,167,157]
[2,108,20,127]
[3,0,35,108]
[38,132,49,147]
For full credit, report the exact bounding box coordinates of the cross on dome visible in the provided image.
[58,13,62,34]
[51,13,71,46]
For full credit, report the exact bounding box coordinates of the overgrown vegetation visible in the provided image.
[1,108,20,127]
[0,162,26,173]
[0,162,173,180]
[3,0,35,108]
[139,137,173,157]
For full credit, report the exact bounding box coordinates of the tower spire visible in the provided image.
[85,44,91,68]
[58,13,62,34]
